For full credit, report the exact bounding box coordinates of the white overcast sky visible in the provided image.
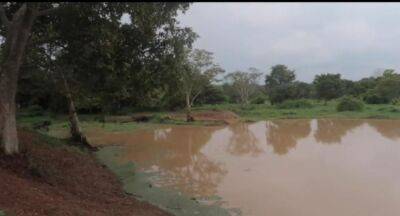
[177,3,400,82]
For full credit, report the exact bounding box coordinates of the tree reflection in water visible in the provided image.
[265,119,311,155]
[314,119,363,144]
[117,126,227,197]
[367,120,400,141]
[226,122,264,157]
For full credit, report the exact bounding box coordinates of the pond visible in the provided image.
[88,119,400,216]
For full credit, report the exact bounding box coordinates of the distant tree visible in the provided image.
[291,81,313,99]
[180,49,224,121]
[265,64,296,91]
[313,73,343,102]
[341,79,359,96]
[265,64,297,104]
[374,69,400,102]
[221,83,239,103]
[196,84,227,105]
[225,67,262,105]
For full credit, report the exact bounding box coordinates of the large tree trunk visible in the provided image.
[60,72,92,149]
[185,93,194,122]
[0,5,36,155]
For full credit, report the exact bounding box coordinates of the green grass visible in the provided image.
[194,101,400,121]
[16,100,400,139]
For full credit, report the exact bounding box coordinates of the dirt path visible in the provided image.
[0,130,170,216]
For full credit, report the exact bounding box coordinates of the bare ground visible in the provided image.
[0,129,170,216]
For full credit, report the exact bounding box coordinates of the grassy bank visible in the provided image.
[14,101,400,150]
[16,101,400,136]
[194,101,400,121]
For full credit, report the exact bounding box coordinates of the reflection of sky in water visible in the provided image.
[88,119,400,216]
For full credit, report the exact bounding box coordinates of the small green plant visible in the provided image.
[276,99,313,109]
[337,96,364,112]
[391,97,400,106]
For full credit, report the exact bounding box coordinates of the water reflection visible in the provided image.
[265,119,311,155]
[314,119,364,144]
[367,120,400,140]
[226,122,263,156]
[119,126,227,197]
[87,119,400,216]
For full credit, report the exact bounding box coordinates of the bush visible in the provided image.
[21,105,45,117]
[363,92,388,104]
[336,96,364,112]
[391,97,400,106]
[251,95,267,104]
[276,99,313,109]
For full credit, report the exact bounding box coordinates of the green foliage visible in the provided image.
[17,3,196,114]
[251,94,268,104]
[197,84,228,105]
[313,73,344,101]
[225,68,262,104]
[265,64,296,89]
[336,96,364,112]
[373,70,400,102]
[19,105,45,117]
[265,64,296,104]
[363,90,388,104]
[391,98,400,106]
[276,99,314,109]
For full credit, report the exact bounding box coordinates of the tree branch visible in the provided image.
[0,4,10,28]
[191,89,202,106]
[37,4,66,17]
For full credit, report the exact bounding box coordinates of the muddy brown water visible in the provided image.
[87,119,400,216]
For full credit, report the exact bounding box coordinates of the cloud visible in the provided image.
[178,3,400,82]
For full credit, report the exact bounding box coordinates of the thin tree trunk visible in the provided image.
[185,93,194,122]
[60,72,92,149]
[0,5,36,155]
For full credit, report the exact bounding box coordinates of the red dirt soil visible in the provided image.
[0,130,170,216]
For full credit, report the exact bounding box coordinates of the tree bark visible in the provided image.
[0,5,36,155]
[60,72,93,149]
[185,93,194,122]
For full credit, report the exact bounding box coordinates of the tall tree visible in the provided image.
[180,49,224,121]
[0,2,64,154]
[265,64,296,104]
[225,67,262,105]
[313,73,344,102]
[265,64,295,91]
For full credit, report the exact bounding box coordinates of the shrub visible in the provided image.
[391,97,400,106]
[21,105,45,117]
[336,96,364,112]
[276,99,313,109]
[363,90,388,104]
[251,95,267,104]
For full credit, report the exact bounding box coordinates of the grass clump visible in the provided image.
[276,99,314,109]
[337,96,364,112]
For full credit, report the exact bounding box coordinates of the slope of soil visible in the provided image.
[0,129,170,216]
